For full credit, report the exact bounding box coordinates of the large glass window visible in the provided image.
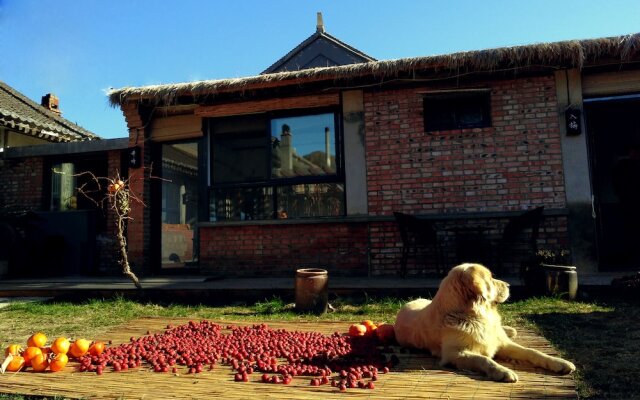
[209,111,344,221]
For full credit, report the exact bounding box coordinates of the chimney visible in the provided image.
[41,93,61,115]
[316,12,325,33]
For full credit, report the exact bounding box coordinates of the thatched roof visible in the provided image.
[109,33,640,107]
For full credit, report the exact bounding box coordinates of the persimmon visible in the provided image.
[4,344,22,357]
[108,180,125,193]
[375,323,396,344]
[348,323,367,337]
[88,341,105,356]
[50,337,70,355]
[49,353,68,372]
[22,346,43,367]
[27,332,47,348]
[5,355,25,372]
[30,353,49,372]
[68,338,91,358]
[361,320,377,336]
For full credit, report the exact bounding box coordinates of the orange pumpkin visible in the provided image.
[361,320,377,336]
[27,332,47,348]
[348,323,367,337]
[4,344,22,357]
[49,353,68,372]
[22,346,43,367]
[88,341,105,356]
[30,353,49,372]
[5,355,25,372]
[50,337,70,355]
[68,338,91,358]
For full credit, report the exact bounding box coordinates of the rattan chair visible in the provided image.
[495,206,545,276]
[393,212,444,277]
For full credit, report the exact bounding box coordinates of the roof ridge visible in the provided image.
[261,30,375,74]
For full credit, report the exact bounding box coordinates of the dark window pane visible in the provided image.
[210,186,273,221]
[271,114,337,178]
[424,92,491,131]
[211,116,268,183]
[276,183,345,219]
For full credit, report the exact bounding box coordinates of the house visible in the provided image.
[4,19,640,280]
[107,17,640,279]
[0,81,129,277]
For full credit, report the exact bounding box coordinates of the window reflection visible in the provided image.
[210,187,273,221]
[276,183,344,219]
[271,114,336,178]
[51,162,77,211]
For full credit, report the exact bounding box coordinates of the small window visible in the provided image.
[423,92,491,131]
[50,162,77,211]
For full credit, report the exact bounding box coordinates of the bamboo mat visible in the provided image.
[0,318,576,399]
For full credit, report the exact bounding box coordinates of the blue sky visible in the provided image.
[2,0,639,138]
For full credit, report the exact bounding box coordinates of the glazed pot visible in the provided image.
[295,268,328,314]
[541,264,578,300]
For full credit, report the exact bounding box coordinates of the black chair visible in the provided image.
[495,206,545,276]
[393,212,444,277]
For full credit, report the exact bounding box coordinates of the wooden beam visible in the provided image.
[151,114,202,142]
[194,93,340,118]
[582,70,640,97]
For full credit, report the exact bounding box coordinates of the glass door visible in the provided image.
[161,141,199,269]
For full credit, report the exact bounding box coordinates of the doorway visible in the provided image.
[160,141,199,270]
[585,97,640,270]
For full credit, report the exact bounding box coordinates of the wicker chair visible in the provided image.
[495,206,545,276]
[393,212,444,277]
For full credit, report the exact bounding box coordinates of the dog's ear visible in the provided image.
[463,269,489,302]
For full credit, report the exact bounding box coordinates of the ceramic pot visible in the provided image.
[541,264,578,300]
[295,268,328,314]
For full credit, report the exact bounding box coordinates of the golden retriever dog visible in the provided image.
[394,263,576,382]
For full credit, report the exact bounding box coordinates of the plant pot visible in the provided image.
[294,268,328,315]
[541,264,578,300]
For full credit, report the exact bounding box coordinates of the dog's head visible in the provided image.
[439,263,510,308]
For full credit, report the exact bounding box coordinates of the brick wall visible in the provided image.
[0,157,44,210]
[365,76,565,215]
[364,75,568,275]
[199,222,369,277]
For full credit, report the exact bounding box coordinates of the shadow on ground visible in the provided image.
[523,297,640,399]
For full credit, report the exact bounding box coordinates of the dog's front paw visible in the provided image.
[502,326,517,338]
[548,358,576,375]
[489,366,518,383]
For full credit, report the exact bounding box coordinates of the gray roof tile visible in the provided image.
[0,81,99,142]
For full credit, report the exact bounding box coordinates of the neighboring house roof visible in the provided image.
[262,26,376,74]
[0,81,99,142]
[109,32,640,107]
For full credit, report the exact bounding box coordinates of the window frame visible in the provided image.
[207,107,345,221]
[423,91,492,132]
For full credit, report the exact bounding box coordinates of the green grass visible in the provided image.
[1,294,638,399]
